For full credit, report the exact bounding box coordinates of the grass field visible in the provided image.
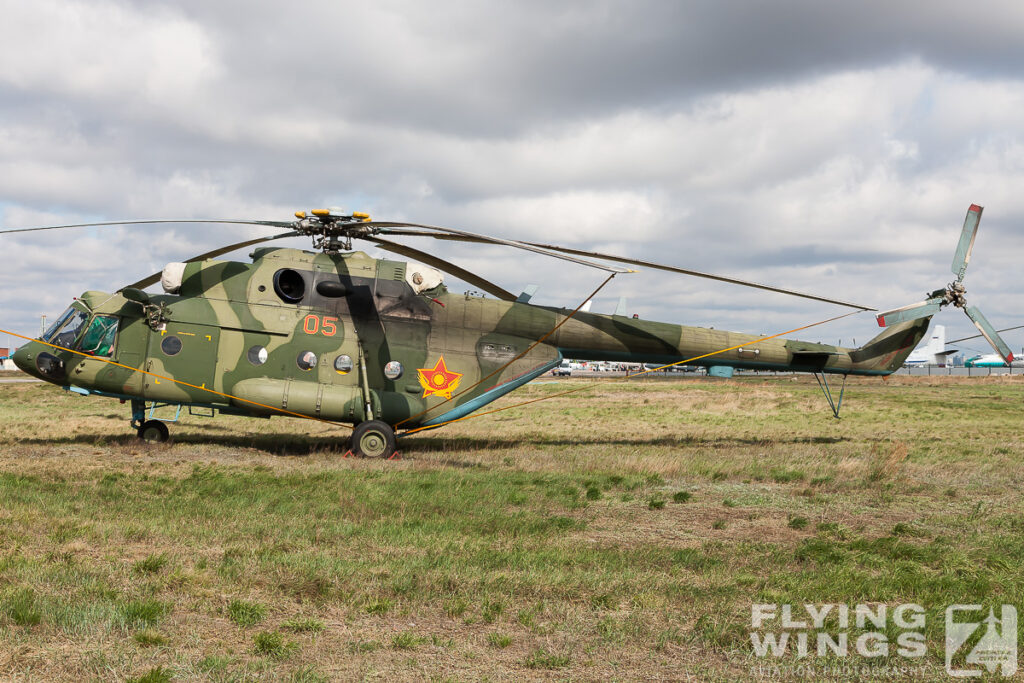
[0,372,1022,681]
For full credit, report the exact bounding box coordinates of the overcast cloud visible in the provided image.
[2,0,1024,357]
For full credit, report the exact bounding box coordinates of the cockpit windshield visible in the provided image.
[40,307,77,342]
[78,315,118,357]
[48,308,89,349]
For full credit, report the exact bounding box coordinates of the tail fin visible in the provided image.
[926,324,945,356]
[849,317,932,374]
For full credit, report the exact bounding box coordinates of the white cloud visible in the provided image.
[0,0,220,106]
[1,1,1024,353]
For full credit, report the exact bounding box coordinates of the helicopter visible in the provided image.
[3,204,1011,459]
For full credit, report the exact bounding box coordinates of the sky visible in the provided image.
[2,0,1024,358]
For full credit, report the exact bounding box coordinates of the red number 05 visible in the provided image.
[303,315,338,336]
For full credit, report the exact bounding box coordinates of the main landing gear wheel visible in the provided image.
[350,420,396,458]
[137,420,170,443]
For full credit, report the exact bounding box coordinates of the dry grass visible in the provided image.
[0,374,1022,681]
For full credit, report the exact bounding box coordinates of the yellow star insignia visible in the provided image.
[417,356,462,399]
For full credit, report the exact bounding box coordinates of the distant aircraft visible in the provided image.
[949,325,1024,368]
[964,353,1010,368]
[904,325,956,366]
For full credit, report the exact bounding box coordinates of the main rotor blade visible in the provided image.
[365,221,630,274]
[366,237,517,301]
[964,305,1014,364]
[0,218,294,235]
[377,228,876,311]
[124,231,302,290]
[875,297,943,327]
[948,324,1024,345]
[951,204,983,283]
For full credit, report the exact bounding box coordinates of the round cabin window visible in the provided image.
[161,335,182,356]
[383,361,403,380]
[247,345,268,365]
[334,354,353,374]
[297,351,318,371]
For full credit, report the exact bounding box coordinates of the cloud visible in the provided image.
[1,0,1024,353]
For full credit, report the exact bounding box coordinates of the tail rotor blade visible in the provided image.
[876,298,943,327]
[951,204,983,282]
[964,305,1014,364]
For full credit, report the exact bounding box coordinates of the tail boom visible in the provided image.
[540,308,932,377]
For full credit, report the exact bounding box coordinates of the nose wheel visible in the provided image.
[137,419,170,443]
[349,420,396,458]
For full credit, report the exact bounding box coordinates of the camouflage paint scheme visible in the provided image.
[14,247,931,431]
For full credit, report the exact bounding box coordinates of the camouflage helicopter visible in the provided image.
[3,204,1011,459]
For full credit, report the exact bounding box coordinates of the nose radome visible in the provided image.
[12,344,33,374]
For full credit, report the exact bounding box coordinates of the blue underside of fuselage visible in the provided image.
[554,348,890,376]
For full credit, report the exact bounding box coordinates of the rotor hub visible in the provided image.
[938,281,968,309]
[292,209,376,253]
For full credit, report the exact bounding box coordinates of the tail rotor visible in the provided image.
[876,204,1013,364]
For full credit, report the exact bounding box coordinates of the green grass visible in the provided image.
[281,617,324,633]
[391,630,425,650]
[487,632,514,648]
[0,375,1022,680]
[524,647,571,669]
[132,629,167,646]
[126,667,172,683]
[227,599,266,627]
[4,588,42,627]
[254,630,296,659]
[119,599,168,629]
[133,553,169,574]
[788,515,810,530]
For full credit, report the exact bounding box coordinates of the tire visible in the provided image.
[350,420,396,458]
[137,419,170,443]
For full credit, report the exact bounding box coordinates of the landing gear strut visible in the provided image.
[349,420,396,458]
[130,399,171,443]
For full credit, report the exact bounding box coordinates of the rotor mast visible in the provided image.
[293,208,374,253]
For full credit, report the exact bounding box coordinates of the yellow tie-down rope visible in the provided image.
[3,307,859,440]
[0,327,354,430]
[399,309,862,436]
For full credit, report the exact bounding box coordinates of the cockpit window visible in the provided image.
[78,315,119,357]
[41,307,77,342]
[50,309,89,349]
